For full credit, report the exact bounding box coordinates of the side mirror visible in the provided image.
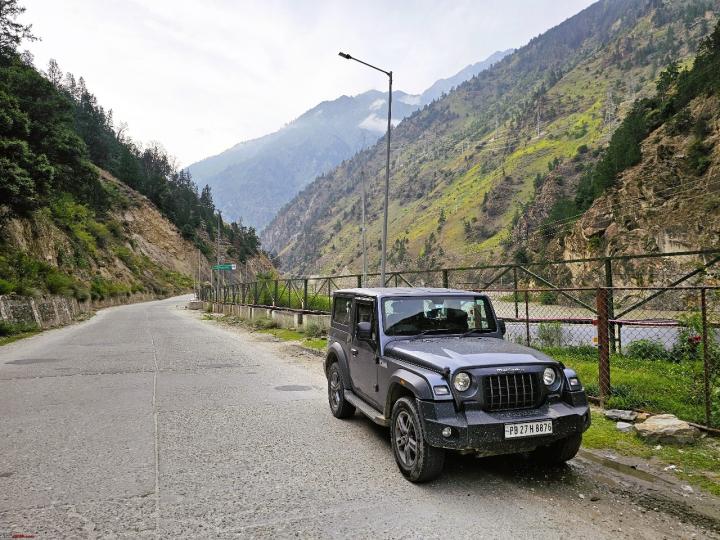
[357,321,372,340]
[498,319,507,336]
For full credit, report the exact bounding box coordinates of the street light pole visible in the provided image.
[360,168,367,286]
[339,51,392,287]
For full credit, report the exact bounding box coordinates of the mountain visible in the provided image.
[419,49,513,104]
[526,18,720,284]
[262,0,718,275]
[186,50,512,229]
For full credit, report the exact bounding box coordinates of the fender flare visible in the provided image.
[325,341,352,388]
[384,368,434,418]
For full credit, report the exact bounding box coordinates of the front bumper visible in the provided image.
[418,393,591,454]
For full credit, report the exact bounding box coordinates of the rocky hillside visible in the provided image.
[187,50,511,230]
[262,0,718,275]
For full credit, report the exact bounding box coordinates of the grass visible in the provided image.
[0,330,41,346]
[584,411,720,496]
[213,314,328,352]
[545,346,708,425]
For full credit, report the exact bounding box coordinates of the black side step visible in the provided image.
[344,390,389,427]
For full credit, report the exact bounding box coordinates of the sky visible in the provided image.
[24,0,596,167]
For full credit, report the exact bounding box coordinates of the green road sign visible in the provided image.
[212,263,236,270]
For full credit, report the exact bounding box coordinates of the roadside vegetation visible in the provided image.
[203,313,328,352]
[584,411,720,497]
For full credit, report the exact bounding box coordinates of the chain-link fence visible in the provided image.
[199,250,720,427]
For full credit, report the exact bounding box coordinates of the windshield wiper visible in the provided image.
[460,329,492,338]
[409,329,451,340]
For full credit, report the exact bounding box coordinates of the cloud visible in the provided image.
[369,98,385,111]
[359,114,401,132]
[24,0,596,166]
[399,94,421,106]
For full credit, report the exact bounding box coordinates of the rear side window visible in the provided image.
[332,296,351,326]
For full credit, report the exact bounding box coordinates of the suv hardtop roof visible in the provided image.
[333,287,485,298]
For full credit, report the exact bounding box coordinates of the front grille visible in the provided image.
[483,373,541,411]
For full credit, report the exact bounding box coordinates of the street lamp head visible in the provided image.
[338,52,352,60]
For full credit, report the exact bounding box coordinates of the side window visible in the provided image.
[332,296,351,326]
[355,302,375,340]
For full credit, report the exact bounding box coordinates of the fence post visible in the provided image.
[702,288,711,427]
[513,266,519,319]
[273,280,278,307]
[604,258,616,353]
[442,269,449,289]
[254,282,258,304]
[524,290,530,346]
[303,279,308,310]
[596,287,611,407]
[357,275,362,288]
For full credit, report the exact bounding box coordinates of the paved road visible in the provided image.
[0,296,713,538]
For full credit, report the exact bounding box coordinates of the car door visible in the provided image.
[350,298,380,407]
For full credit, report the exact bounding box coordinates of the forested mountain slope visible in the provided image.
[0,6,265,300]
[531,21,720,284]
[187,50,511,230]
[262,0,717,275]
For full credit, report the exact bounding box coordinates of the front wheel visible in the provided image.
[390,397,445,482]
[532,432,582,465]
[327,363,355,419]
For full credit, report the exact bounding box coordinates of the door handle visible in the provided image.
[350,348,358,356]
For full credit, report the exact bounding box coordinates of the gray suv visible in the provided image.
[325,288,590,482]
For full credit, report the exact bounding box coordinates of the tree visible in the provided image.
[45,58,62,87]
[0,0,35,53]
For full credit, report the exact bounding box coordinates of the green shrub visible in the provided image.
[537,322,564,348]
[73,287,91,302]
[304,321,325,338]
[252,317,277,330]
[538,291,558,305]
[45,272,75,295]
[625,339,669,361]
[0,279,15,294]
[0,320,38,336]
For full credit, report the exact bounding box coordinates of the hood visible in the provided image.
[384,337,556,372]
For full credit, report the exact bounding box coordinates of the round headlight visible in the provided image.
[543,367,556,386]
[453,372,471,392]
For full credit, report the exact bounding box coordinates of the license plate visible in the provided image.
[504,420,553,439]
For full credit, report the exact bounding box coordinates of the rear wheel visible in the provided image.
[390,397,445,482]
[532,432,582,465]
[327,363,355,418]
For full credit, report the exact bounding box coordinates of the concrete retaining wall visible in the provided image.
[205,302,330,331]
[0,292,171,330]
[0,294,91,329]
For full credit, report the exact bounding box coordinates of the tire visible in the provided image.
[532,432,582,465]
[327,362,355,419]
[390,397,445,482]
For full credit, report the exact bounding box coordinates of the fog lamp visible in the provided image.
[442,427,452,438]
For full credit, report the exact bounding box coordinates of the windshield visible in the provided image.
[382,296,496,336]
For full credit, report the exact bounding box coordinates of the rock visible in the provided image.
[635,414,700,444]
[605,409,638,422]
[682,485,694,493]
[636,412,650,422]
[616,421,634,433]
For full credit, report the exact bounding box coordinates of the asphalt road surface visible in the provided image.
[0,296,714,538]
